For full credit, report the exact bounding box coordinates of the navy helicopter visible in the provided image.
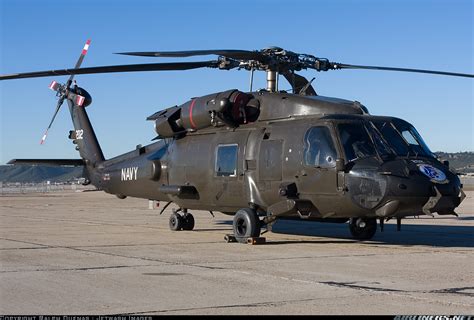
[2,41,472,243]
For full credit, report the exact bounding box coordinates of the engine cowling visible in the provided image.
[149,89,260,138]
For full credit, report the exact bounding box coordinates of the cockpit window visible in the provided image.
[366,122,394,158]
[372,121,410,156]
[370,120,435,158]
[392,121,434,158]
[401,130,418,145]
[303,126,337,168]
[400,128,434,157]
[336,120,434,162]
[338,123,376,162]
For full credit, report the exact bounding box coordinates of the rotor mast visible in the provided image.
[266,70,278,92]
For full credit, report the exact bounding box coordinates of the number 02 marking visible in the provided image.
[76,129,84,140]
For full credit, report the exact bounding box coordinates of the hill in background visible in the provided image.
[0,165,84,183]
[434,152,474,174]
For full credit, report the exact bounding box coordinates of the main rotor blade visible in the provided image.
[0,61,219,81]
[334,63,474,78]
[117,49,265,61]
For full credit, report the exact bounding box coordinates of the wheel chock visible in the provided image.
[247,237,266,245]
[224,234,237,243]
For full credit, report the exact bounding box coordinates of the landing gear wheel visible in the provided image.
[233,208,261,243]
[349,217,377,240]
[169,212,184,231]
[182,213,195,231]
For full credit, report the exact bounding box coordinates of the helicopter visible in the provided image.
[1,41,472,243]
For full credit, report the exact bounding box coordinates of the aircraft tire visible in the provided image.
[349,217,377,240]
[169,212,184,231]
[182,213,195,231]
[233,208,261,243]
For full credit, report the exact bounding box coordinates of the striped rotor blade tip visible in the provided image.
[75,95,85,106]
[82,39,91,55]
[48,80,59,91]
[40,130,49,145]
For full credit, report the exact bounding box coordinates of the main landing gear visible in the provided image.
[226,208,266,244]
[349,217,377,240]
[233,208,261,241]
[169,208,195,231]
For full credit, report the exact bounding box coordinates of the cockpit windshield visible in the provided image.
[386,120,434,158]
[338,123,377,161]
[371,121,410,156]
[337,120,435,162]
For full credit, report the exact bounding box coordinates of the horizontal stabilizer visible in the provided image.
[8,159,85,167]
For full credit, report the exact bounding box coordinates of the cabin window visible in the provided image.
[215,144,238,177]
[303,126,337,168]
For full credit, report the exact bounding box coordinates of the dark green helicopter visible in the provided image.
[2,41,472,243]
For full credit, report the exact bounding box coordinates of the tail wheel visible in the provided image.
[182,213,195,231]
[233,208,260,243]
[349,217,377,240]
[169,212,184,231]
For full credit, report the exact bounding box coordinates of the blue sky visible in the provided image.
[1,0,472,164]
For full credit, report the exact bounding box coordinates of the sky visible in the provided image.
[0,0,472,164]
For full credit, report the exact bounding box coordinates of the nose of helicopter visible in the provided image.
[347,158,465,218]
[376,160,464,217]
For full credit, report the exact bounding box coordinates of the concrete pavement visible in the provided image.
[0,190,473,314]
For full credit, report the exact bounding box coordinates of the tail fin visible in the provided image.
[67,96,105,166]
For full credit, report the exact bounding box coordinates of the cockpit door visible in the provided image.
[298,125,342,214]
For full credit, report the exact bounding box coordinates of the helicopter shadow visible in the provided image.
[457,216,474,221]
[211,218,474,248]
[269,220,474,248]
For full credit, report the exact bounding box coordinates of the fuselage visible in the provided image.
[89,91,463,220]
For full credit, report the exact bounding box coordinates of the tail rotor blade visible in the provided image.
[67,39,91,85]
[75,39,91,69]
[40,129,49,145]
[40,97,65,144]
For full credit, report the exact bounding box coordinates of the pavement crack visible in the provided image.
[0,264,156,273]
[430,286,474,297]
[119,297,342,314]
[0,237,229,272]
[320,281,406,293]
[0,247,49,250]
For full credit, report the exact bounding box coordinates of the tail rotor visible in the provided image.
[40,39,91,144]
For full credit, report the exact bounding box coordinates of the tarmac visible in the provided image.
[0,190,473,315]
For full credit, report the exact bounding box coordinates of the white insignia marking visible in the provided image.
[75,129,83,140]
[418,164,447,183]
[121,167,139,181]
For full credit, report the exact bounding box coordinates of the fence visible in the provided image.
[0,182,94,195]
